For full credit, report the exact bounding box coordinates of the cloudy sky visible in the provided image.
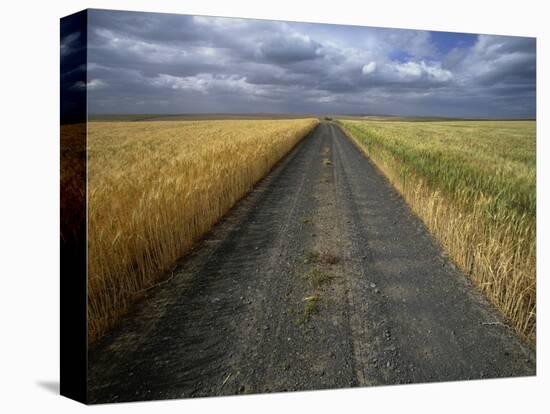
[75,9,536,117]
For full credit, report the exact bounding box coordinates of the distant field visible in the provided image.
[88,113,321,122]
[85,119,318,342]
[339,120,536,341]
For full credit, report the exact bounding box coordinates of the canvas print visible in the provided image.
[60,8,536,404]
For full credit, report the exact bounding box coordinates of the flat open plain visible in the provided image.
[88,122,535,403]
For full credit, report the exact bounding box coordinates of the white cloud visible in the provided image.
[71,79,107,90]
[394,61,423,79]
[389,61,453,82]
[87,79,108,90]
[420,62,453,82]
[361,62,377,75]
[318,96,335,103]
[151,73,260,96]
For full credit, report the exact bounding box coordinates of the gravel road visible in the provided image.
[88,122,535,404]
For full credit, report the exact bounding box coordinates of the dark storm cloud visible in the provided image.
[259,33,323,64]
[89,11,201,44]
[86,9,536,117]
[61,10,87,123]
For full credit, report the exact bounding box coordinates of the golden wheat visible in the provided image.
[340,120,535,342]
[86,119,318,342]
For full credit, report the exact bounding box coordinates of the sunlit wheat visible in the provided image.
[85,119,319,342]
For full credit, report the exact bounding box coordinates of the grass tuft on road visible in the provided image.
[304,249,340,265]
[302,295,321,321]
[304,268,333,289]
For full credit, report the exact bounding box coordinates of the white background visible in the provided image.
[0,0,547,412]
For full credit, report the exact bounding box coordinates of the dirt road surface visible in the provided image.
[88,122,535,403]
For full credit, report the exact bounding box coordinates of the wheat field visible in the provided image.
[339,119,536,342]
[86,119,318,342]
